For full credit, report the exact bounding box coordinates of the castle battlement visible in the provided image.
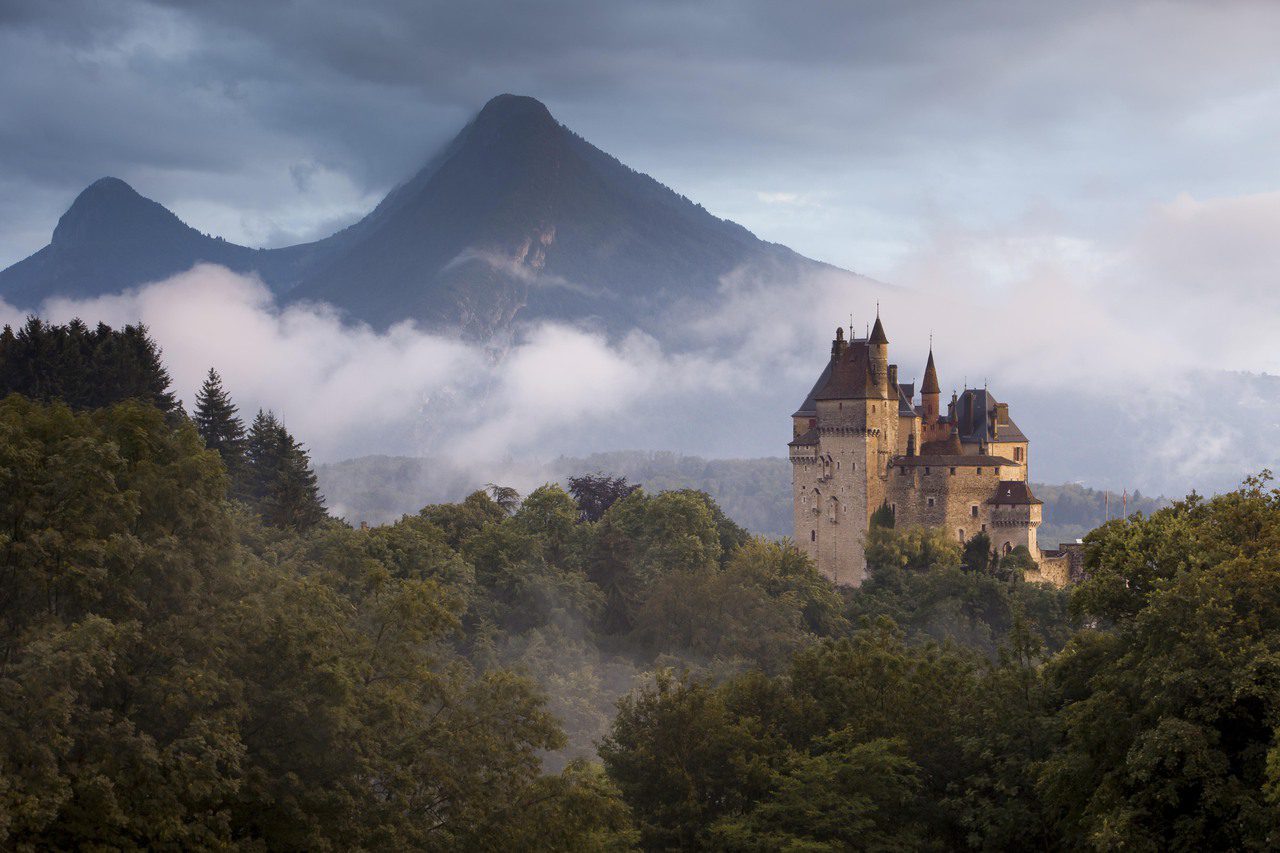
[791,315,1069,587]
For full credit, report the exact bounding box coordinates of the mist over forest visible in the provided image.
[2,318,1279,850]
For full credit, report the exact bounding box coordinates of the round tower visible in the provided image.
[868,312,889,399]
[921,347,941,423]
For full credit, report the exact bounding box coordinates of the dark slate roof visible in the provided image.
[995,409,1027,442]
[951,389,991,442]
[948,388,1027,444]
[897,382,915,415]
[792,358,833,416]
[788,428,819,447]
[890,454,1019,468]
[921,349,940,394]
[869,315,888,344]
[988,480,1042,505]
[814,339,876,401]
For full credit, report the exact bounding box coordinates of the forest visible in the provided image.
[2,319,1279,850]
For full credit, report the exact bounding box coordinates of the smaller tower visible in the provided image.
[921,347,941,424]
[868,311,889,398]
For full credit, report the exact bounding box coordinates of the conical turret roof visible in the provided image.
[869,314,888,345]
[921,349,940,394]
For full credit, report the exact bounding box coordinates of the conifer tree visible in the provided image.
[193,368,246,484]
[245,409,327,530]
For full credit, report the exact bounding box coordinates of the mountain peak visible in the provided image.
[476,93,553,121]
[53,177,188,246]
[468,94,560,140]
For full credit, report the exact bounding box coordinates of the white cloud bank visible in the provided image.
[0,187,1275,498]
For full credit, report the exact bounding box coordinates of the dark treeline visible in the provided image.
[0,316,177,413]
[1,321,1278,850]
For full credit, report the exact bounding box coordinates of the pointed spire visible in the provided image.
[869,312,888,345]
[922,347,940,395]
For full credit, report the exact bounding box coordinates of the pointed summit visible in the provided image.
[1,93,876,334]
[52,177,186,246]
[922,348,941,394]
[473,94,556,127]
[869,313,888,345]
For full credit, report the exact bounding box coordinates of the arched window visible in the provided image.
[1004,542,1013,555]
[958,528,966,541]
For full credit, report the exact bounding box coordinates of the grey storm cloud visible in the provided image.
[3,0,1280,272]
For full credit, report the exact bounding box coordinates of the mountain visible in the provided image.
[0,95,862,338]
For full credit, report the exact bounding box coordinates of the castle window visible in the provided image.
[891,503,897,516]
[1004,542,1013,555]
[959,529,966,541]
[976,467,983,475]
[927,497,935,508]
[950,467,956,476]
[836,461,840,470]
[899,466,906,475]
[981,524,987,533]
[1014,447,1023,462]
[971,505,979,518]
[811,530,816,542]
[924,467,931,475]
[995,467,1000,477]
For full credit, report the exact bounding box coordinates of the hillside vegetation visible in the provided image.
[3,320,1278,850]
[317,450,1168,544]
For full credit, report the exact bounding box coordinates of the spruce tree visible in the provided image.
[244,409,326,530]
[193,369,246,485]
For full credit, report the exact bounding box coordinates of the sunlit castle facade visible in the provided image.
[789,313,1075,587]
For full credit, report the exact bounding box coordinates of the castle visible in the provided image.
[790,314,1078,587]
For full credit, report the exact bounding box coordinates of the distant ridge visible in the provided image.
[0,95,869,338]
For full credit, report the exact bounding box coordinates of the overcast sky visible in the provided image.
[3,0,1279,289]
[2,0,1278,494]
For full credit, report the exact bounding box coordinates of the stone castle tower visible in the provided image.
[790,314,1076,586]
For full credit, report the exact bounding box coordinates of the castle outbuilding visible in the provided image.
[790,314,1075,586]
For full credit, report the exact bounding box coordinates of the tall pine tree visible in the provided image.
[245,409,326,530]
[193,368,246,485]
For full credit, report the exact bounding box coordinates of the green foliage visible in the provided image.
[599,671,781,850]
[0,317,178,413]
[961,530,995,574]
[8,352,1280,851]
[193,366,246,483]
[855,525,1073,659]
[709,735,923,852]
[1038,473,1280,850]
[870,498,896,529]
[0,397,626,849]
[243,409,327,530]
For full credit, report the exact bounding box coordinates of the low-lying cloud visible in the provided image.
[2,186,1277,502]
